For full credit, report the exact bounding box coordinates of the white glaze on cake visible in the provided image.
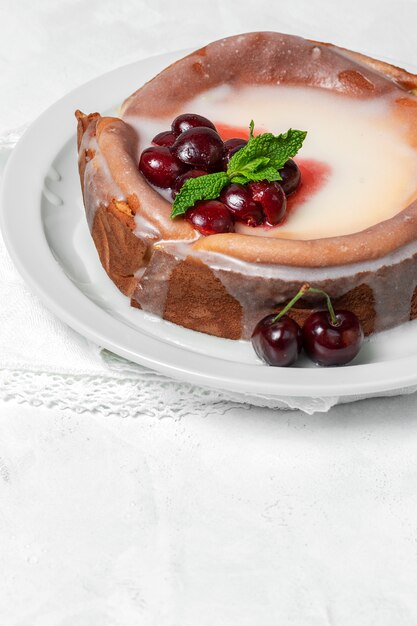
[150,236,417,334]
[124,85,417,240]
[120,85,417,335]
[79,130,125,231]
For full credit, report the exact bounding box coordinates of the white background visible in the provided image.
[2,1,417,624]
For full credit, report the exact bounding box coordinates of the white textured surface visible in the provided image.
[1,0,417,136]
[2,0,417,623]
[2,399,417,625]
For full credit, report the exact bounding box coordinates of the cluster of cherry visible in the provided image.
[139,113,301,235]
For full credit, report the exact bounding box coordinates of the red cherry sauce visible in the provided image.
[285,158,331,217]
[215,123,331,227]
[215,123,268,141]
[215,123,251,141]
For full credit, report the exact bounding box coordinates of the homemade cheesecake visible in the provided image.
[76,32,417,339]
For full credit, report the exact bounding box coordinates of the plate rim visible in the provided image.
[3,48,417,399]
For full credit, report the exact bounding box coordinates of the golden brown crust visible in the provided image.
[122,32,416,118]
[163,259,243,339]
[75,110,100,150]
[410,286,417,320]
[92,205,147,296]
[190,197,417,266]
[315,42,417,92]
[75,111,100,199]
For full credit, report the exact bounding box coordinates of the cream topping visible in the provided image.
[125,85,417,240]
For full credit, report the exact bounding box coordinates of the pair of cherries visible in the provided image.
[138,113,301,235]
[251,284,364,367]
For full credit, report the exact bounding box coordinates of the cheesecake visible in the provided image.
[76,32,417,339]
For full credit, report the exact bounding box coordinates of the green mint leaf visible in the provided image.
[171,171,229,218]
[170,123,307,220]
[232,156,270,176]
[241,166,282,183]
[229,174,249,185]
[230,166,282,185]
[228,128,307,175]
[268,129,307,169]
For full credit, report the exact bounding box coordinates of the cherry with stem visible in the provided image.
[252,283,363,367]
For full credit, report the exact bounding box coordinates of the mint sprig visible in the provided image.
[171,172,229,218]
[227,128,307,175]
[171,123,307,219]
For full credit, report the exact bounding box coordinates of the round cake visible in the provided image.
[76,32,417,340]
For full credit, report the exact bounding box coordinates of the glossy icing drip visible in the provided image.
[143,238,417,337]
[133,250,178,317]
[133,212,160,240]
[212,258,417,337]
[370,256,417,332]
[79,133,125,232]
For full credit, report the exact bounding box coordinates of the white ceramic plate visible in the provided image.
[2,49,417,400]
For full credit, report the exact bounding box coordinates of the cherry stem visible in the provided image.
[273,283,339,325]
[307,287,339,326]
[273,283,310,322]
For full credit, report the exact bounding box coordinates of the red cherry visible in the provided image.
[222,138,247,169]
[251,314,302,366]
[279,159,301,195]
[139,146,186,188]
[185,200,234,236]
[171,169,208,198]
[152,130,176,147]
[171,113,217,136]
[302,310,364,366]
[224,137,247,152]
[248,181,287,225]
[172,127,224,168]
[220,183,264,226]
